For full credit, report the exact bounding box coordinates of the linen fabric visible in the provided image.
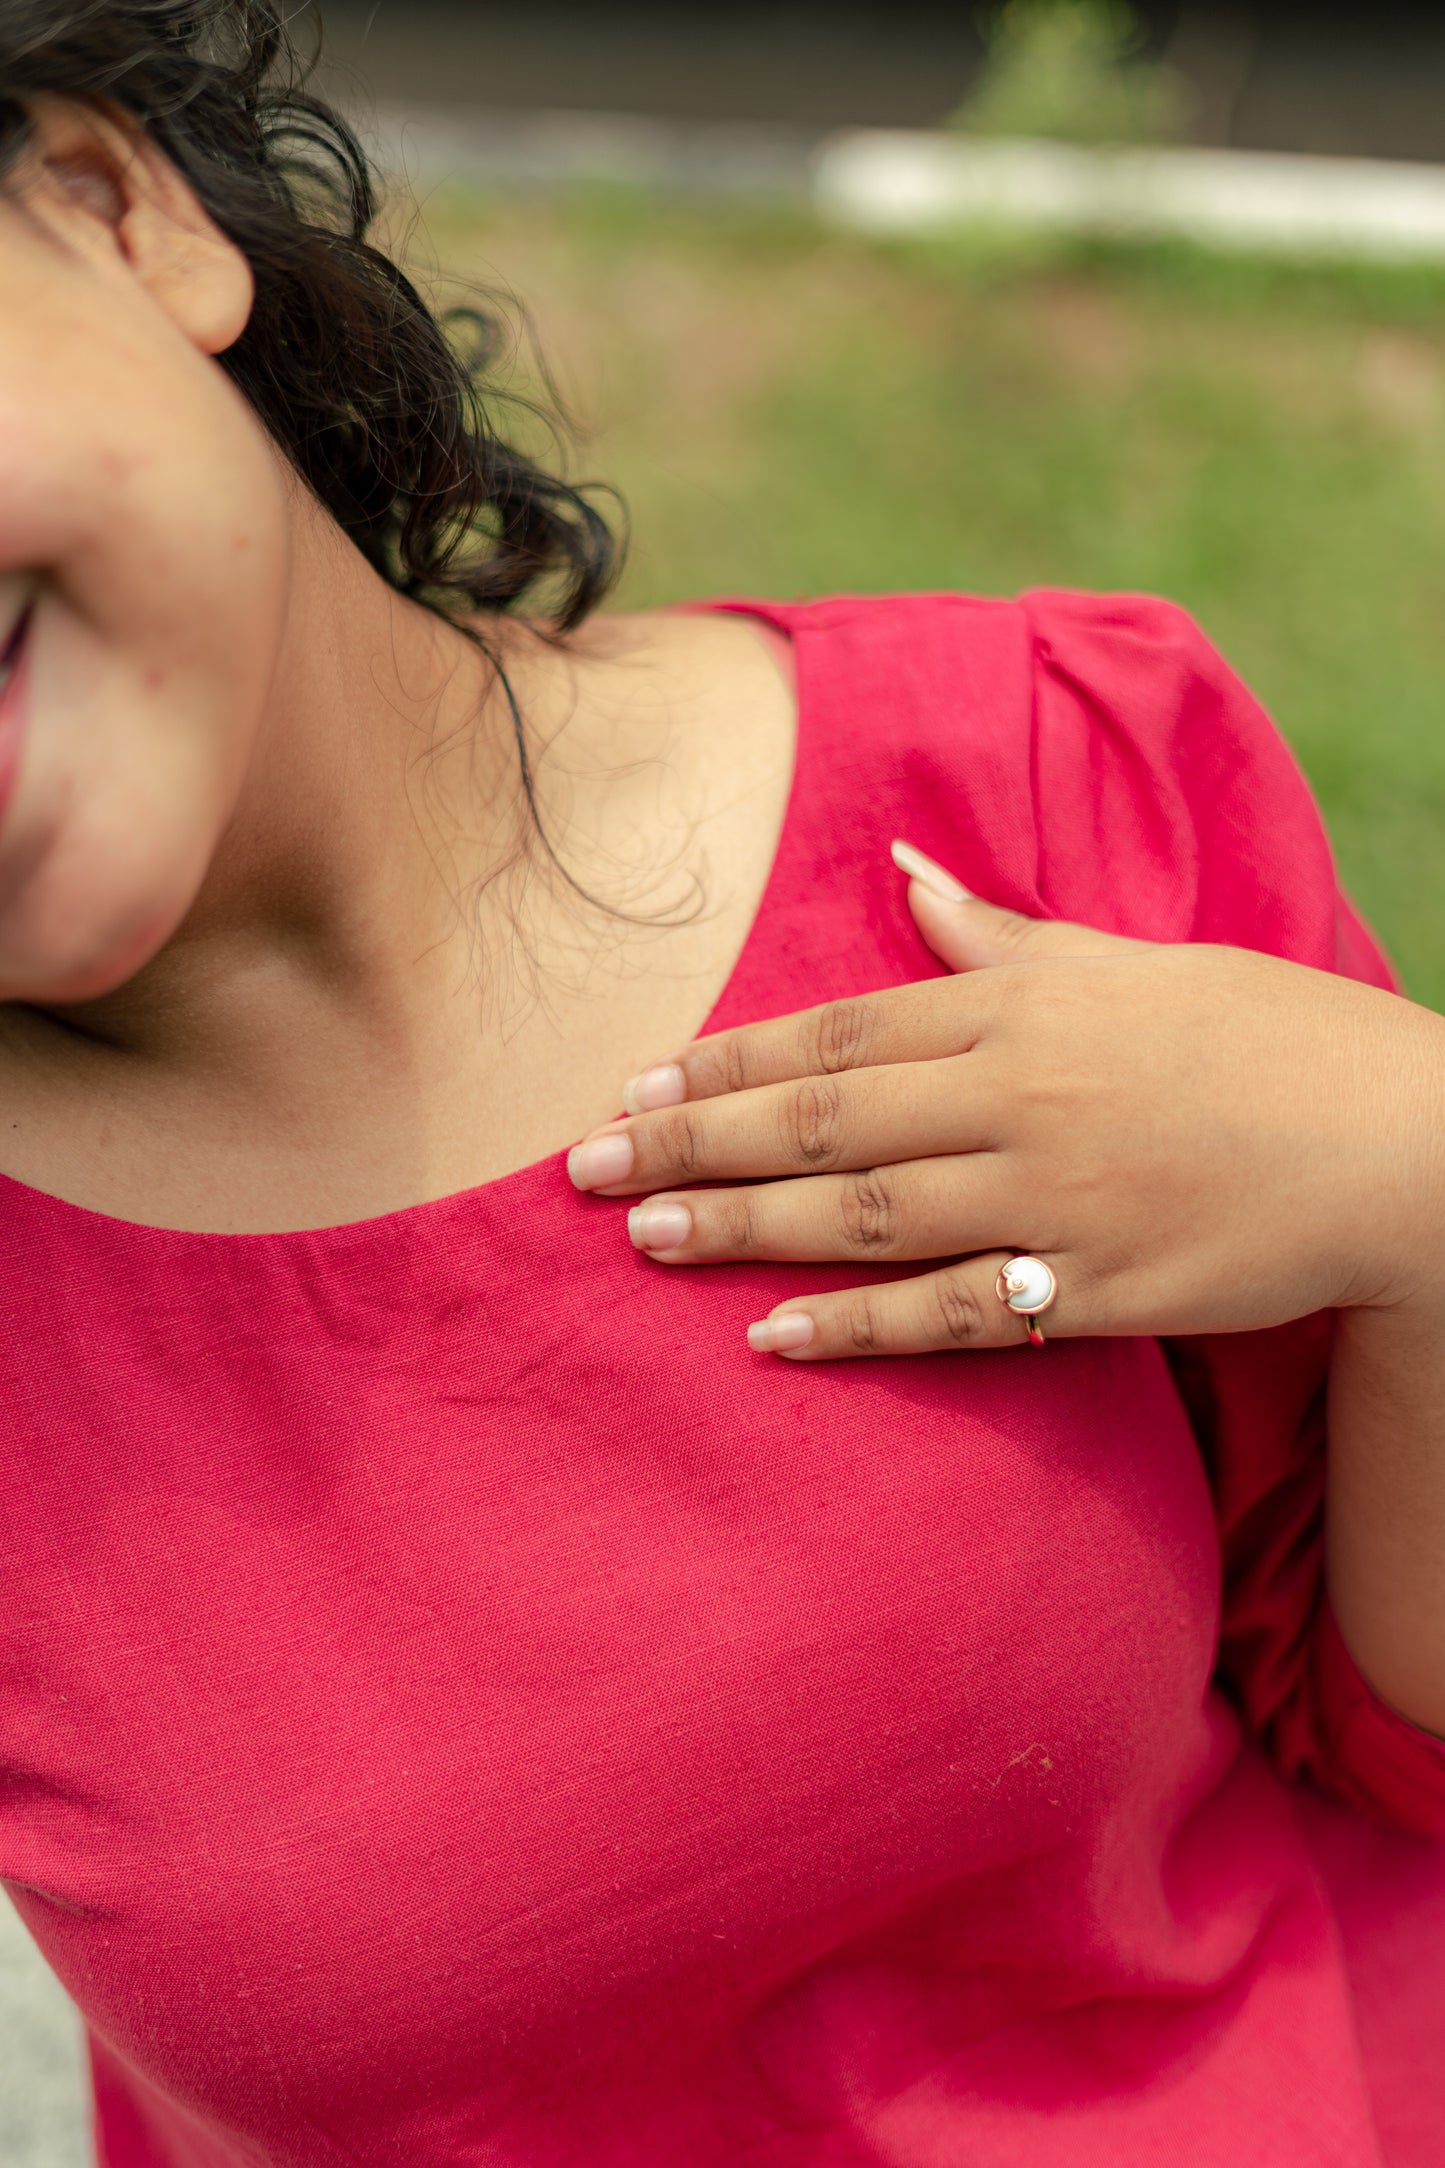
[2,591,1443,2168]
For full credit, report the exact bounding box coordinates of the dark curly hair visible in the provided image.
[0,0,621,634]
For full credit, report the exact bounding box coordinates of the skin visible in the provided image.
[567,856,1445,1737]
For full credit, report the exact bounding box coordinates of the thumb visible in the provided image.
[889,840,1140,973]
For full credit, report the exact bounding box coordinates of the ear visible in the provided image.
[16,96,253,355]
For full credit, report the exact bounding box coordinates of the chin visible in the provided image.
[0,887,192,1008]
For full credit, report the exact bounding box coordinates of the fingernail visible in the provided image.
[627,1200,692,1252]
[890,838,972,903]
[567,1131,635,1190]
[621,1062,686,1116]
[747,1313,815,1354]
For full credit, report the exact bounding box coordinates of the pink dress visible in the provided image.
[2,591,1443,2168]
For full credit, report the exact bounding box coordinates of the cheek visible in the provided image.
[0,599,265,1003]
[0,320,293,1000]
[0,232,295,999]
[0,254,292,762]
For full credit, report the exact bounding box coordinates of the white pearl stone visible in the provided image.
[1001,1255,1055,1314]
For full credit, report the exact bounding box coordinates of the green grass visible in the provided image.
[412,189,1445,1007]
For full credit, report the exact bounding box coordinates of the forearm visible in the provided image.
[1326,1006,1445,1739]
[1328,1303,1445,1736]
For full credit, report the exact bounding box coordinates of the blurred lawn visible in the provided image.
[415,190,1445,1008]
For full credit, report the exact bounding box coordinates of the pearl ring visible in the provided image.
[995,1255,1058,1347]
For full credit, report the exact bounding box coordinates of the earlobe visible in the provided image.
[108,125,254,357]
[128,191,255,357]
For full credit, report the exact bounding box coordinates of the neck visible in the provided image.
[36,497,536,1083]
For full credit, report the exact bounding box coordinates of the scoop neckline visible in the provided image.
[0,600,811,1246]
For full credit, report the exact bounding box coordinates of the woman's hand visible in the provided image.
[568,841,1445,1722]
[567,844,1445,1361]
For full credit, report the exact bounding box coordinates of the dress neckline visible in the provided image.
[0,601,811,1247]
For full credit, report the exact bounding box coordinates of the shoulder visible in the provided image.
[775,583,1272,760]
[538,603,795,771]
[1017,589,1335,951]
[716,585,1277,794]
[750,588,1349,965]
[1020,586,1298,801]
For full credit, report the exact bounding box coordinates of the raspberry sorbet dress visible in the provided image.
[3,592,1444,2168]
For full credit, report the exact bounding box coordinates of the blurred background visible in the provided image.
[5,7,1445,2163]
[313,0,1445,1008]
[316,1,1445,156]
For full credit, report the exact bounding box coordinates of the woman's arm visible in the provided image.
[1330,1301,1445,1738]
[566,862,1445,1739]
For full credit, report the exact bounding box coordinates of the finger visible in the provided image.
[620,973,998,1118]
[889,838,1142,975]
[569,1055,996,1197]
[743,1252,1081,1360]
[625,1153,1020,1267]
[616,851,1141,1120]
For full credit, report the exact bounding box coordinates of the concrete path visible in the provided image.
[0,1898,92,2168]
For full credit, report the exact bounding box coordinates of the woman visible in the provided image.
[1,5,1442,2166]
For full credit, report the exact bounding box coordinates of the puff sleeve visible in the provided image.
[1019,588,1445,1836]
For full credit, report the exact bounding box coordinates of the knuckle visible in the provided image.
[812,998,873,1075]
[720,1191,763,1257]
[721,1035,751,1097]
[932,1269,989,1348]
[783,1077,846,1169]
[842,1294,881,1355]
[658,1106,708,1177]
[839,1167,899,1258]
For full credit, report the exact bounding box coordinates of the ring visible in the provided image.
[995,1256,1058,1347]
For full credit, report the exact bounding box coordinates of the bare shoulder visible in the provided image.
[509,603,797,841]
[559,603,794,738]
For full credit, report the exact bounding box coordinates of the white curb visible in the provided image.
[358,102,1445,266]
[811,131,1445,261]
